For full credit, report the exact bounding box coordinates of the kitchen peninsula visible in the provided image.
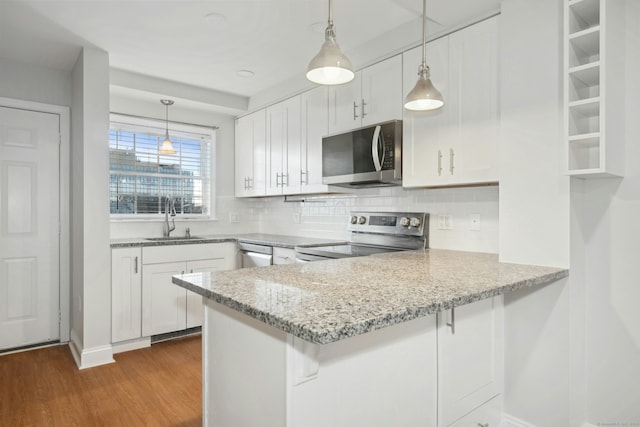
[173,249,567,427]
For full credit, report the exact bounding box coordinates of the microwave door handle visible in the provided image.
[371,125,382,172]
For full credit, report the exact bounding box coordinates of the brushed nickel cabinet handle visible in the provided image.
[446,307,455,334]
[438,150,443,176]
[449,148,455,175]
[353,101,359,120]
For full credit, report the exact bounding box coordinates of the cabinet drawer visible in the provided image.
[143,242,236,264]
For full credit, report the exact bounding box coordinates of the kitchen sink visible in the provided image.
[145,236,206,241]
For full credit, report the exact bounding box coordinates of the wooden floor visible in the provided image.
[0,336,202,427]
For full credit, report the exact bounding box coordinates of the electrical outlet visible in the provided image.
[293,212,301,224]
[469,214,481,231]
[229,212,240,223]
[438,214,453,230]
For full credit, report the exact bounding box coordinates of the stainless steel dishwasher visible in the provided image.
[238,242,273,268]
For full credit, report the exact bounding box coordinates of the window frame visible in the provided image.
[109,113,216,221]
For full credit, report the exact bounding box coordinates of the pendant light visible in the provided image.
[404,0,444,111]
[159,99,176,155]
[306,0,354,85]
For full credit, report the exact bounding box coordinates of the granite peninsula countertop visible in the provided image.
[110,233,343,249]
[172,249,568,344]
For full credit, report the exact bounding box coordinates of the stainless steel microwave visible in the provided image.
[322,120,402,188]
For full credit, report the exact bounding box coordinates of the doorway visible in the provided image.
[0,99,70,352]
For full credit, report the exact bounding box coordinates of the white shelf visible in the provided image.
[568,27,600,67]
[564,0,625,178]
[568,0,600,33]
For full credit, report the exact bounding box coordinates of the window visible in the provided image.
[109,114,215,218]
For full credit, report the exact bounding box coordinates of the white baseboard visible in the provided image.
[582,424,598,427]
[502,414,536,427]
[69,329,114,369]
[112,337,151,354]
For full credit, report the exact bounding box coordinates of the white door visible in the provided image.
[0,106,60,351]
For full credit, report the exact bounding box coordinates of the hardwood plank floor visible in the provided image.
[0,336,202,426]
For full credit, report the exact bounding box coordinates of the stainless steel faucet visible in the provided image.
[163,195,176,237]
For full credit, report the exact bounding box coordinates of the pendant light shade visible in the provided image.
[306,0,354,85]
[404,0,444,111]
[159,99,176,155]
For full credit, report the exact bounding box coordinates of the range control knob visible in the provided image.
[400,217,411,227]
[358,216,367,224]
[350,215,358,224]
[410,217,422,228]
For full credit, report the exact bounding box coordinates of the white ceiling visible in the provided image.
[0,0,501,99]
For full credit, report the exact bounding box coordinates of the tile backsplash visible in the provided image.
[256,185,499,253]
[111,186,499,254]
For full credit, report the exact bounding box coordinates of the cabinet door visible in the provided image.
[402,38,450,187]
[447,16,499,185]
[111,247,142,342]
[328,72,361,134]
[437,296,503,426]
[300,86,330,193]
[234,115,254,197]
[361,55,403,126]
[266,97,302,196]
[142,262,187,336]
[251,110,267,196]
[185,258,228,328]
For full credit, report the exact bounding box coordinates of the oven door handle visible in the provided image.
[371,125,384,172]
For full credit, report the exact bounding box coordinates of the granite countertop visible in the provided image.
[173,249,568,344]
[110,233,343,249]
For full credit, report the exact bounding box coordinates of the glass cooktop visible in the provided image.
[297,243,403,259]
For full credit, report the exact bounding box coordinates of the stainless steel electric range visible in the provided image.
[294,211,429,262]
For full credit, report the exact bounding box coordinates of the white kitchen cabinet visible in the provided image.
[266,96,302,196]
[564,0,625,177]
[403,17,499,188]
[235,110,266,197]
[329,55,403,134]
[272,247,296,265]
[437,296,504,426]
[300,86,331,194]
[111,247,142,343]
[141,243,237,336]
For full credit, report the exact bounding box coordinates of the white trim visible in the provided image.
[111,336,151,354]
[581,424,598,427]
[0,96,71,346]
[69,329,115,369]
[502,414,536,427]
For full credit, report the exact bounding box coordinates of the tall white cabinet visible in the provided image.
[564,0,625,177]
[403,16,499,188]
[265,96,302,196]
[300,86,331,194]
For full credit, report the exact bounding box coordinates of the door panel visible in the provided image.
[142,262,187,336]
[185,258,227,328]
[0,106,60,350]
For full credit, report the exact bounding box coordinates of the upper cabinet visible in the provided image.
[403,17,499,188]
[266,96,302,196]
[328,55,403,134]
[564,0,625,177]
[235,110,266,197]
[300,86,332,194]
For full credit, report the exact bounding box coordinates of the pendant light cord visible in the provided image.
[328,0,333,27]
[421,0,427,68]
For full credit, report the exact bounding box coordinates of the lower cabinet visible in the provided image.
[448,395,502,427]
[111,247,142,342]
[111,242,237,343]
[438,296,504,426]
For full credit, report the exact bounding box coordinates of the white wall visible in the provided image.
[499,0,572,425]
[69,47,114,368]
[0,58,71,106]
[578,1,640,422]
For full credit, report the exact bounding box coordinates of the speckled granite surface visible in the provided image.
[173,249,568,344]
[110,233,342,249]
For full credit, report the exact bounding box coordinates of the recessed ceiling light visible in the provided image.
[205,12,227,26]
[237,70,255,78]
[309,22,326,34]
